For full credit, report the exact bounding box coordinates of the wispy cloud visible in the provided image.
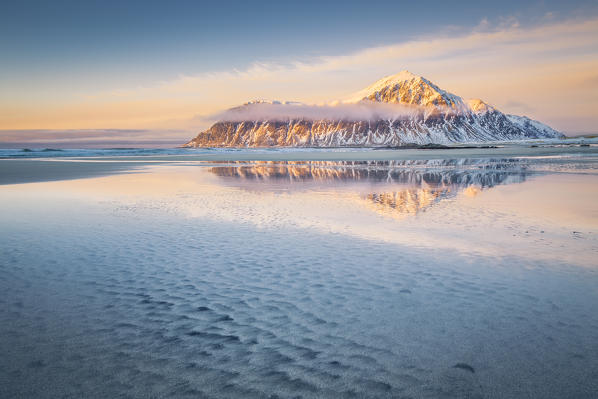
[503,101,535,113]
[213,101,442,123]
[0,129,189,145]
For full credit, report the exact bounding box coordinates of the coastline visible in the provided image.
[2,145,597,185]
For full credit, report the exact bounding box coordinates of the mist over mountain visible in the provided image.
[185,71,563,147]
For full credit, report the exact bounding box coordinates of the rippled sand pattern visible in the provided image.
[1,156,598,398]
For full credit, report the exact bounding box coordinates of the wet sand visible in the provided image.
[0,159,153,185]
[1,149,597,398]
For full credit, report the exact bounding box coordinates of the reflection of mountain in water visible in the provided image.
[209,159,530,217]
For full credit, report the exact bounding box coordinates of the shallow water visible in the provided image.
[1,152,597,398]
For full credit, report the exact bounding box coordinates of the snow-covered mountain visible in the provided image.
[184,71,564,147]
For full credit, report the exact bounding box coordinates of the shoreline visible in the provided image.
[1,145,596,185]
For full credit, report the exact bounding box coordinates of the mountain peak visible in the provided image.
[357,71,423,98]
[376,70,422,84]
[351,70,466,109]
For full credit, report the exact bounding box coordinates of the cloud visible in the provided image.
[0,129,189,145]
[212,101,444,123]
[503,101,535,113]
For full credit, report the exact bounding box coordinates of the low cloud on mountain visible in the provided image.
[213,101,445,122]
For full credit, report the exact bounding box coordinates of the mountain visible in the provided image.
[184,71,564,147]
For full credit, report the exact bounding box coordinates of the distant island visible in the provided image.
[184,70,564,148]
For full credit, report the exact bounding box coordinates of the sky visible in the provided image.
[1,0,598,144]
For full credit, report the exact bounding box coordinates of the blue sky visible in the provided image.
[2,0,595,88]
[1,0,597,136]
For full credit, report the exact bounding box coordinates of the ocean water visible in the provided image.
[0,141,596,160]
[1,151,597,398]
[0,147,378,159]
